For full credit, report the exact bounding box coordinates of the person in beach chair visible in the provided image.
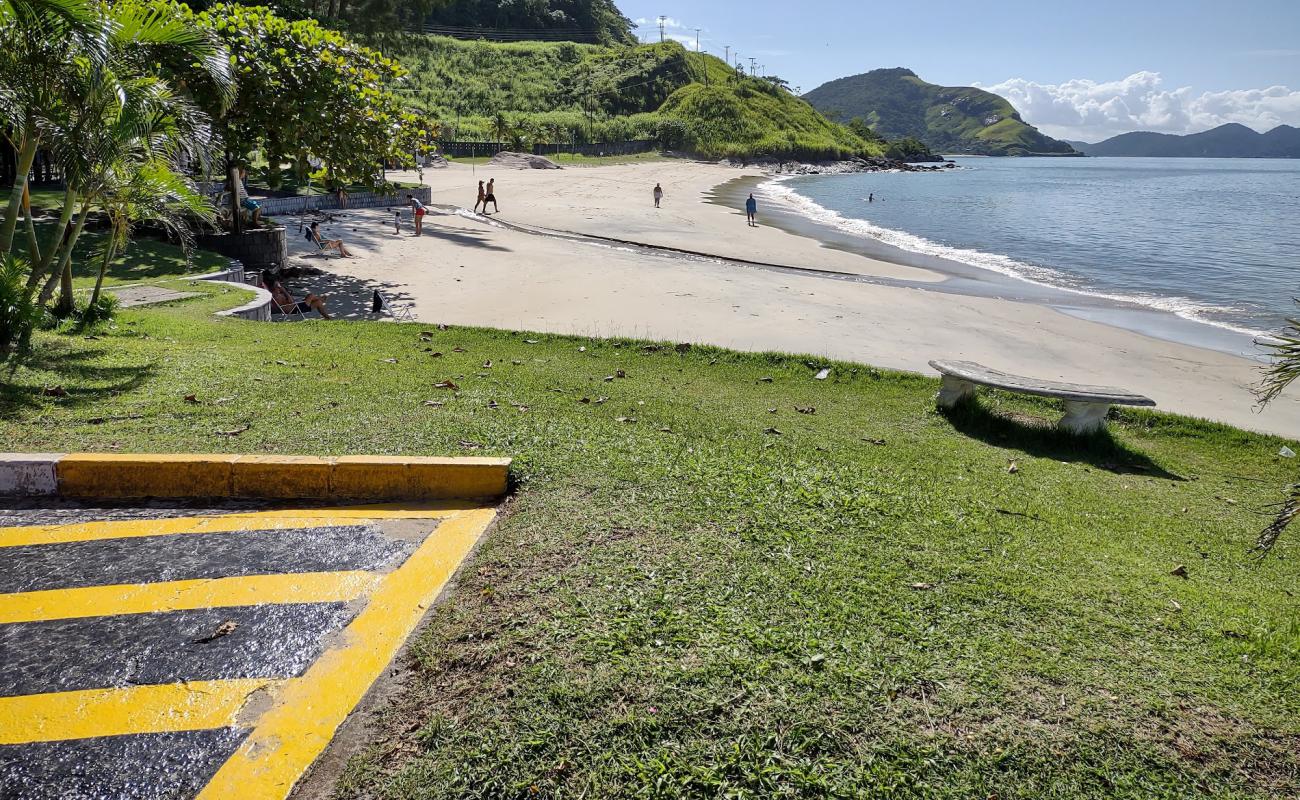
[265,275,332,319]
[307,221,354,257]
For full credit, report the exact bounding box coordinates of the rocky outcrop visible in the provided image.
[719,155,957,175]
[489,151,562,170]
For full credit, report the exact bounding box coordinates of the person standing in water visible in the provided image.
[484,178,499,215]
[474,180,486,214]
[868,192,874,203]
[745,193,757,227]
[653,183,663,208]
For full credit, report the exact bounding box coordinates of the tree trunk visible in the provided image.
[35,202,90,307]
[21,183,40,265]
[0,134,40,256]
[89,234,116,307]
[29,186,76,285]
[54,251,76,316]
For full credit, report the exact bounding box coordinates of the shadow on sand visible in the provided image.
[939,397,1185,482]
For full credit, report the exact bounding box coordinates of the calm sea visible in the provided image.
[768,157,1300,336]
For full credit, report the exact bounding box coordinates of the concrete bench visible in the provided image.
[929,359,1156,434]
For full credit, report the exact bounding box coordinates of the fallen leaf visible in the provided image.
[578,397,591,404]
[603,375,615,382]
[763,427,782,435]
[215,425,249,437]
[1007,462,1019,474]
[525,339,539,344]
[863,438,887,446]
[615,416,636,423]
[193,620,238,644]
[643,345,662,352]
[437,323,448,330]
[184,394,199,404]
[214,397,234,405]
[275,360,288,366]
[382,358,397,364]
[430,352,443,358]
[796,406,815,415]
[487,400,499,409]
[512,360,523,365]
[1170,599,1183,612]
[814,368,831,380]
[459,439,483,449]
[659,426,672,433]
[910,582,934,591]
[675,343,691,353]
[43,386,67,398]
[512,404,529,412]
[433,380,460,390]
[616,369,626,378]
[768,407,778,413]
[452,346,466,353]
[1170,564,1189,579]
[482,360,493,368]
[419,331,435,338]
[422,400,445,407]
[758,376,774,383]
[578,346,587,352]
[594,396,608,405]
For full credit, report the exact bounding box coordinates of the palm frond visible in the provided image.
[1255,484,1299,556]
[1255,310,1300,407]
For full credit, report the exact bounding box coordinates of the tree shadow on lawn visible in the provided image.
[940,397,1185,482]
[0,346,156,416]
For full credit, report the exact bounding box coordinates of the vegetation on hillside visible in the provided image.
[207,0,634,42]
[1077,123,1300,158]
[377,35,884,161]
[806,68,1077,156]
[3,274,1297,797]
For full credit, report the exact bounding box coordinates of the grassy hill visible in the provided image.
[805,68,1077,157]
[376,35,882,161]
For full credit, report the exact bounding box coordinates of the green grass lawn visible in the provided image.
[2,282,1297,798]
[12,225,228,291]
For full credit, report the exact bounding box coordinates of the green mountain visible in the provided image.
[804,68,1077,156]
[383,36,882,161]
[1076,123,1300,158]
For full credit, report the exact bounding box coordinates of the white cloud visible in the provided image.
[976,72,1300,141]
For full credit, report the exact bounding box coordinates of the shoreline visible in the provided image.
[283,160,1299,437]
[730,173,1269,359]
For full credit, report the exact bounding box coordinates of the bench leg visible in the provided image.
[1059,401,1110,434]
[936,375,977,408]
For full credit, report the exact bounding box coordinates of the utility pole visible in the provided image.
[748,57,756,77]
[693,28,700,52]
[724,45,730,65]
[657,16,666,43]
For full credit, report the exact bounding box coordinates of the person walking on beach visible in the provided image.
[745,193,758,227]
[653,183,663,208]
[474,180,486,214]
[484,178,499,215]
[407,194,426,235]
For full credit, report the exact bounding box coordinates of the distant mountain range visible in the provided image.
[803,68,1078,157]
[1069,123,1300,157]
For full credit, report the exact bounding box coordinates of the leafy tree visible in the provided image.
[884,136,934,161]
[181,4,423,232]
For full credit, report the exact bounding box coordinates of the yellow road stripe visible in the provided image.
[0,572,382,625]
[196,507,498,799]
[0,505,469,548]
[0,679,284,744]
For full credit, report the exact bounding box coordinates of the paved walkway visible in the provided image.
[0,502,497,799]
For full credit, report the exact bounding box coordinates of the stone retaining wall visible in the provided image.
[200,184,432,219]
[196,227,287,270]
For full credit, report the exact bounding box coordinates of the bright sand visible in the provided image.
[287,159,1299,438]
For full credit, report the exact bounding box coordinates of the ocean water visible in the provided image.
[768,157,1300,336]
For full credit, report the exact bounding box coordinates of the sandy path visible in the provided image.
[284,161,1299,438]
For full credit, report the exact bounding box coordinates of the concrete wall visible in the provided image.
[196,262,272,322]
[201,184,432,219]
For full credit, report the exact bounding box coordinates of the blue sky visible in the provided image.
[621,0,1300,140]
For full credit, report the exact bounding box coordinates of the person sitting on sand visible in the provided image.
[745,193,757,227]
[264,275,332,319]
[484,178,499,215]
[308,221,354,257]
[474,180,486,214]
[654,183,663,208]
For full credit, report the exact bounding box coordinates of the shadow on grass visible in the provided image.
[0,346,155,415]
[940,398,1185,482]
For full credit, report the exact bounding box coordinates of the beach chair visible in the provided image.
[372,289,414,321]
[269,292,308,322]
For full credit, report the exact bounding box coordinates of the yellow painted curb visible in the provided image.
[42,453,510,501]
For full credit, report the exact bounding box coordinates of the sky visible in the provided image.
[621,0,1300,142]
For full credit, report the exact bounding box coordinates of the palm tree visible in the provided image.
[1254,304,1300,554]
[2,0,229,315]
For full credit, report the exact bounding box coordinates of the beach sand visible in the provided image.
[282,158,1299,438]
